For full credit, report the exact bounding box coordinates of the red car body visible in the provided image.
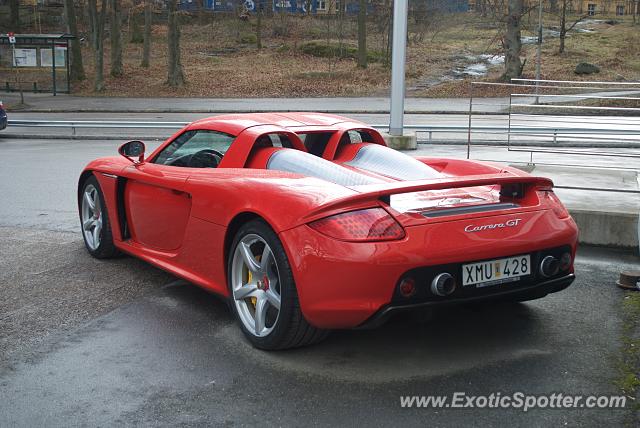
[79,113,578,330]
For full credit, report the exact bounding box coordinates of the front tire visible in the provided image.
[228,219,328,350]
[79,175,119,259]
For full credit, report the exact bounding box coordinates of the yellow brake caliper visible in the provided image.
[248,254,261,308]
[248,269,257,307]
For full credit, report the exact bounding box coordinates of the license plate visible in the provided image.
[462,255,531,287]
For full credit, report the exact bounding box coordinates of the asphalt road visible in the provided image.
[0,137,639,426]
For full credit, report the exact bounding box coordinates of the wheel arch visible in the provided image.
[77,170,95,206]
[223,211,269,280]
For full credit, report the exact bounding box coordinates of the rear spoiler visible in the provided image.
[301,174,553,222]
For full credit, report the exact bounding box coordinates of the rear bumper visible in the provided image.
[358,273,575,329]
[279,209,578,329]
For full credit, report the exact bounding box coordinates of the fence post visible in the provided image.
[467,83,474,159]
[507,93,513,150]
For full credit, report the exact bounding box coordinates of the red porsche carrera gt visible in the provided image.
[78,113,578,350]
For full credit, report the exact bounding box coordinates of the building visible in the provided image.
[578,0,638,15]
[178,0,468,14]
[468,0,638,16]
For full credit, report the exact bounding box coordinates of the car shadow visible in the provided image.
[158,279,550,382]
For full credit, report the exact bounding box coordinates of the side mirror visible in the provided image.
[118,140,145,164]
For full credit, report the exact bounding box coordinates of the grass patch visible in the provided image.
[615,292,640,414]
[293,71,353,80]
[239,33,257,44]
[299,41,385,63]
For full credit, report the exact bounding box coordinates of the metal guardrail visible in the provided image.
[7,120,640,146]
[7,120,189,127]
[6,120,189,136]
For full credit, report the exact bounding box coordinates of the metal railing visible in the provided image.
[464,79,640,194]
[8,119,640,148]
[467,80,640,163]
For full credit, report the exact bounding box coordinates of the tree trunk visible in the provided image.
[9,0,20,32]
[64,0,86,81]
[141,0,152,67]
[110,0,124,77]
[256,0,262,49]
[559,0,567,53]
[167,0,186,87]
[357,0,367,68]
[549,0,558,12]
[88,0,98,50]
[94,0,108,91]
[130,11,144,43]
[503,0,523,80]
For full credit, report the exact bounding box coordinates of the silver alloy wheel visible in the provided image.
[231,234,282,337]
[81,184,103,251]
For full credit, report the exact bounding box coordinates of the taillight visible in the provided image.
[308,207,405,242]
[538,189,569,219]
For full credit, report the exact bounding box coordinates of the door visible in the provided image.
[123,129,235,251]
[123,162,192,251]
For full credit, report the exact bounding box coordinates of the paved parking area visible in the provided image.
[0,225,636,426]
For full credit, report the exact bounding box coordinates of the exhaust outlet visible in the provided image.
[431,273,456,296]
[539,255,560,278]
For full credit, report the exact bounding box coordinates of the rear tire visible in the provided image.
[79,175,119,259]
[227,219,328,350]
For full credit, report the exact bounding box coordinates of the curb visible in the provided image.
[569,209,639,250]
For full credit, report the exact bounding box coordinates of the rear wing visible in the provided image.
[301,174,553,223]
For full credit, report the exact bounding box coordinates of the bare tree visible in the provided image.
[141,0,152,67]
[409,0,445,44]
[88,0,99,50]
[337,0,347,58]
[357,0,367,68]
[503,0,524,80]
[64,0,85,81]
[8,0,20,32]
[256,0,262,49]
[167,0,186,87]
[92,0,108,91]
[557,0,587,53]
[371,0,391,65]
[110,0,124,77]
[130,8,144,43]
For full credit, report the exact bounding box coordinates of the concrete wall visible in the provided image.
[570,209,639,251]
